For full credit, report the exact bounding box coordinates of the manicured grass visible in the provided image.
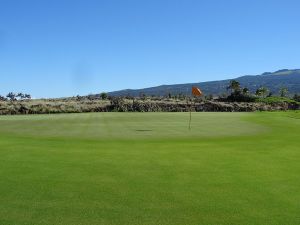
[0,112,299,225]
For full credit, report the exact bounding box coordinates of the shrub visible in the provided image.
[293,94,300,102]
[226,93,257,102]
[100,92,108,100]
[256,96,298,104]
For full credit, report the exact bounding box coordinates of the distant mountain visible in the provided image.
[108,69,300,97]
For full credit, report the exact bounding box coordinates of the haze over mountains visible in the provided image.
[108,69,300,97]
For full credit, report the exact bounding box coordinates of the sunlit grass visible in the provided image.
[0,112,299,225]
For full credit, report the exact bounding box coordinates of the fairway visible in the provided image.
[0,112,299,225]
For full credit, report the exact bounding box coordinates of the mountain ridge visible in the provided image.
[108,69,300,97]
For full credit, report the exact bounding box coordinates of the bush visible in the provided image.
[293,94,300,102]
[100,92,108,100]
[226,93,257,102]
[256,96,299,104]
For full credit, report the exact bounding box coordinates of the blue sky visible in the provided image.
[0,0,300,98]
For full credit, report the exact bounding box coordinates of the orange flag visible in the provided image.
[192,86,202,97]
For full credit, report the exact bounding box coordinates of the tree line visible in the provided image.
[1,82,299,103]
[225,80,300,102]
[0,92,31,101]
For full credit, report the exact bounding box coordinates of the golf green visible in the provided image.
[0,112,299,225]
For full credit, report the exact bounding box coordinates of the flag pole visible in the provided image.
[189,86,203,130]
[186,87,191,130]
[189,103,192,130]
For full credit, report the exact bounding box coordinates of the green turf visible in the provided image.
[0,112,299,225]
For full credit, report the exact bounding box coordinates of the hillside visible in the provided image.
[108,69,300,97]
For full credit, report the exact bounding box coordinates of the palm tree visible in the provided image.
[279,87,288,97]
[255,87,269,98]
[227,80,241,94]
[261,87,269,98]
[242,87,249,95]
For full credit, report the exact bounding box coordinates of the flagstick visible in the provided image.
[189,86,202,131]
[186,87,191,131]
[189,107,192,130]
[188,97,192,130]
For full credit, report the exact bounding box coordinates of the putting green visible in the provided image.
[0,112,299,225]
[0,112,264,139]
